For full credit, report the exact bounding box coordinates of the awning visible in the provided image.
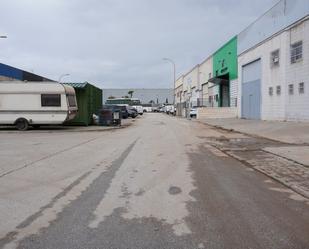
[208,73,229,85]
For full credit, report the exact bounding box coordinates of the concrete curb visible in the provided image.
[0,122,134,134]
[195,119,301,145]
[195,119,309,146]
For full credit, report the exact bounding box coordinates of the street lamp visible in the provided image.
[58,73,70,83]
[163,58,176,104]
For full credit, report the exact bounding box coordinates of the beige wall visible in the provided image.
[198,57,213,101]
[174,76,184,104]
[183,65,199,103]
[198,57,212,85]
[197,107,238,119]
[175,84,183,104]
[0,76,20,81]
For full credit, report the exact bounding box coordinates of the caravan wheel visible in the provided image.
[15,118,29,131]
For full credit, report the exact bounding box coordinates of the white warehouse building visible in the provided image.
[238,0,309,121]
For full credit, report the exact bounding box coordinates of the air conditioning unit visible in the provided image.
[273,57,279,63]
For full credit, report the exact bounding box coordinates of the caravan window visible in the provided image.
[41,94,61,107]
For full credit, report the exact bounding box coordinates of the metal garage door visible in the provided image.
[241,59,261,119]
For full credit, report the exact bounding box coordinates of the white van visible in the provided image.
[132,105,143,115]
[0,82,78,130]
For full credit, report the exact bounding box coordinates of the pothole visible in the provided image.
[168,186,182,195]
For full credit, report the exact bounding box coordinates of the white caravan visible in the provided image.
[0,82,78,130]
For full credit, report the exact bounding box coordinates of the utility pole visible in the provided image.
[163,58,176,105]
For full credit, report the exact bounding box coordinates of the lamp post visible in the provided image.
[58,74,70,83]
[163,58,176,105]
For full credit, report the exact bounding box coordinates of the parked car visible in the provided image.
[152,107,160,112]
[169,106,176,115]
[104,105,128,119]
[132,105,144,115]
[143,107,152,113]
[0,81,78,130]
[126,106,138,118]
[190,108,197,118]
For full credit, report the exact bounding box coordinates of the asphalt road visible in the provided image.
[0,114,308,249]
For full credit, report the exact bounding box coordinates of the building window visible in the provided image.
[270,49,280,67]
[288,84,294,95]
[299,82,305,94]
[276,86,281,95]
[269,87,273,96]
[215,94,219,102]
[291,41,303,64]
[41,94,61,107]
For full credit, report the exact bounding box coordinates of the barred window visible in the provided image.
[291,41,303,64]
[288,84,294,95]
[269,87,273,96]
[276,86,281,95]
[299,82,305,94]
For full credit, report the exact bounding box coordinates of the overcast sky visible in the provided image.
[1,0,278,88]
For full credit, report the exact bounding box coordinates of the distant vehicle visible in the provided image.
[132,105,143,115]
[0,81,78,130]
[152,107,160,112]
[143,107,152,112]
[103,104,128,119]
[105,97,141,106]
[190,108,197,118]
[169,106,176,115]
[163,105,174,114]
[126,106,138,118]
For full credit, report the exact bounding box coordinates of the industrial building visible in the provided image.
[238,0,309,121]
[175,0,309,121]
[103,88,173,105]
[0,63,53,82]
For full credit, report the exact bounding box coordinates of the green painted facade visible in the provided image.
[65,82,102,126]
[210,36,238,107]
[213,36,238,80]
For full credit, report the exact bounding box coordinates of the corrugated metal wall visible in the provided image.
[241,60,262,119]
[238,0,309,55]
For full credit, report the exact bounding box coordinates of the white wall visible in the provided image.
[285,19,309,120]
[230,79,238,107]
[238,18,309,121]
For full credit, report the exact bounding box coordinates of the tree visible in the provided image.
[108,96,115,99]
[149,100,155,104]
[128,90,134,98]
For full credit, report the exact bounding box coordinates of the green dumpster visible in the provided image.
[64,82,102,126]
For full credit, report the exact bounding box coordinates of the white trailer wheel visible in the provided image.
[15,118,29,131]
